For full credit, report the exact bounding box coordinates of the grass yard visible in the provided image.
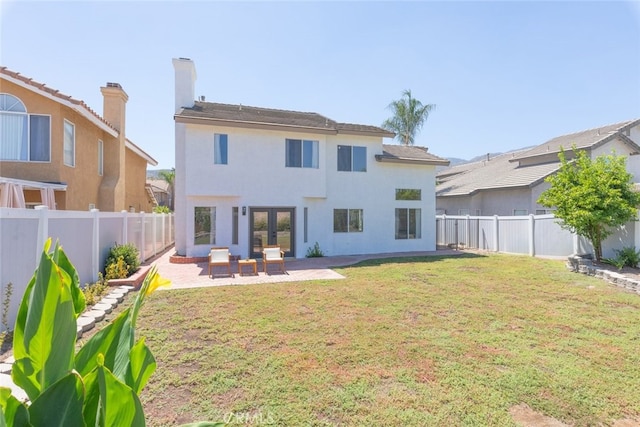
[137,253,640,426]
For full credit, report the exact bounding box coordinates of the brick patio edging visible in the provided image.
[567,255,640,295]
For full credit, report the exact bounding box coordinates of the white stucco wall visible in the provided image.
[178,123,438,258]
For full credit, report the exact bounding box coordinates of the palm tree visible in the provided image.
[381,90,435,146]
[158,168,175,211]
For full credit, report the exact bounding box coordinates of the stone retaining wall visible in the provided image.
[567,255,640,295]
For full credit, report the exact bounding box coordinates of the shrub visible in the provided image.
[82,273,110,306]
[153,205,171,214]
[105,243,140,277]
[610,246,640,269]
[105,256,129,280]
[306,242,325,258]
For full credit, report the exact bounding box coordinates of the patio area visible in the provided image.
[149,247,462,290]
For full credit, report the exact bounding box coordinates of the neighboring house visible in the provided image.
[173,58,450,258]
[436,119,640,216]
[146,178,171,208]
[0,67,158,211]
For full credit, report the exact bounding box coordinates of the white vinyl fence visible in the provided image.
[436,214,637,259]
[0,207,174,332]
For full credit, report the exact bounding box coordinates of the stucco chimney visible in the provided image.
[101,82,128,133]
[173,57,196,113]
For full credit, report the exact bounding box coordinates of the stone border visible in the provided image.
[567,255,640,294]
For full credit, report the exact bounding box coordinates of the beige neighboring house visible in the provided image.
[436,119,640,216]
[146,178,171,209]
[0,67,157,211]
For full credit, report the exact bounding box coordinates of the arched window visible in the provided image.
[0,93,50,162]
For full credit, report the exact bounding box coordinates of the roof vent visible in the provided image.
[199,95,205,101]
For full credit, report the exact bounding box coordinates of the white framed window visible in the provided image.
[535,209,552,215]
[98,140,103,176]
[194,206,216,245]
[513,209,528,215]
[214,134,228,165]
[333,209,363,233]
[286,139,318,168]
[0,93,51,162]
[395,208,421,239]
[337,145,366,172]
[63,120,75,167]
[458,209,470,215]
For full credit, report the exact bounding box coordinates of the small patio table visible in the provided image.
[238,259,258,276]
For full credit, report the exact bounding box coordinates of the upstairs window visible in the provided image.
[286,139,318,168]
[337,145,366,172]
[214,134,228,165]
[0,93,51,162]
[63,120,75,167]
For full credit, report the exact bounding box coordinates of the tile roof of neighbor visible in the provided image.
[510,118,640,161]
[176,101,396,137]
[0,66,117,133]
[377,144,450,165]
[436,149,561,197]
[1,66,157,165]
[437,119,640,197]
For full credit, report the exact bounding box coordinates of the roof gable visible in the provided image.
[511,119,640,162]
[377,144,450,166]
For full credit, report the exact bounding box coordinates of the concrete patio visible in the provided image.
[149,247,463,290]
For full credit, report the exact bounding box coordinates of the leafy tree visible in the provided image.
[158,168,175,211]
[381,90,435,146]
[538,148,640,261]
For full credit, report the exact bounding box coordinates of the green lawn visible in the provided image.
[137,253,640,426]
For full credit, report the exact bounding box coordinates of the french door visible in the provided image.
[249,208,295,258]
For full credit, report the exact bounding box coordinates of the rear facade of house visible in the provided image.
[173,58,449,258]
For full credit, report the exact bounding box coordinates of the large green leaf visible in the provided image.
[93,361,145,427]
[127,338,156,394]
[11,241,77,401]
[56,247,86,317]
[0,387,29,427]
[75,308,133,383]
[28,372,84,427]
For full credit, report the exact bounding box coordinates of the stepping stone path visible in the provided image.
[0,285,136,402]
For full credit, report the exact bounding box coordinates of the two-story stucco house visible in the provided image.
[173,58,450,258]
[0,67,157,211]
[436,119,640,216]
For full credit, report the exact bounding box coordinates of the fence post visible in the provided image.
[91,208,100,282]
[34,205,49,265]
[493,215,499,252]
[442,214,447,246]
[152,212,157,258]
[465,215,471,248]
[168,213,173,246]
[139,212,146,263]
[121,210,128,245]
[529,214,535,257]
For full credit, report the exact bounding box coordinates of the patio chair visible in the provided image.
[262,245,286,274]
[209,247,233,278]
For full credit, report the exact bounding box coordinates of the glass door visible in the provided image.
[250,208,295,258]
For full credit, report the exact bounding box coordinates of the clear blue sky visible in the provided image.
[2,1,639,170]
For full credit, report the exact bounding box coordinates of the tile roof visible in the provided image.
[0,66,118,134]
[175,101,395,137]
[511,119,640,161]
[376,144,450,166]
[436,150,561,197]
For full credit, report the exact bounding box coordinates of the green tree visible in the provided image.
[538,148,640,261]
[381,90,435,146]
[158,168,175,211]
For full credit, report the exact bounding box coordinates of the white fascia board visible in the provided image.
[0,176,67,190]
[126,139,158,166]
